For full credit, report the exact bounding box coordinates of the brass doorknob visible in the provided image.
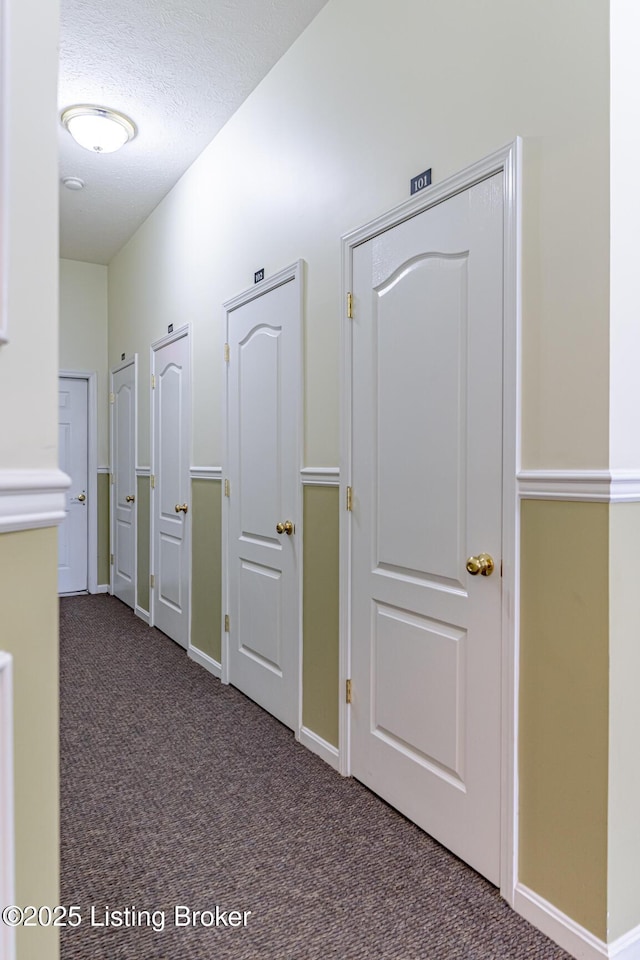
[466,553,495,577]
[175,503,188,514]
[125,495,135,503]
[77,493,86,502]
[276,520,294,536]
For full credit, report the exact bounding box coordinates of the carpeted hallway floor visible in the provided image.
[60,594,571,960]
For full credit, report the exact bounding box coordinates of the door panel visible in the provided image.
[350,175,503,883]
[153,332,190,648]
[58,378,88,594]
[112,361,136,608]
[226,268,301,730]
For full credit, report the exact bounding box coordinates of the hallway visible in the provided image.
[59,595,569,960]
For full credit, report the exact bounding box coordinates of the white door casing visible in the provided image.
[223,261,303,732]
[110,357,137,609]
[58,376,89,594]
[341,142,521,897]
[151,326,191,648]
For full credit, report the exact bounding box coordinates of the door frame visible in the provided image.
[221,260,304,735]
[149,324,192,635]
[58,369,98,593]
[340,141,522,903]
[109,354,138,600]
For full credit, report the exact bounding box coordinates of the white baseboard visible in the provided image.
[514,884,640,960]
[135,605,150,625]
[93,584,110,594]
[188,646,222,679]
[610,923,640,960]
[298,726,340,771]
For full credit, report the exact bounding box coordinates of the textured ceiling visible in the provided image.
[59,0,329,264]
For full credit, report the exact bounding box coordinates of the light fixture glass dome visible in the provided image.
[61,105,137,154]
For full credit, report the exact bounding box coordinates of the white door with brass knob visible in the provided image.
[224,262,302,730]
[152,326,191,649]
[111,357,137,610]
[348,175,503,883]
[58,376,89,593]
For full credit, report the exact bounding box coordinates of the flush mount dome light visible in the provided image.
[61,105,136,154]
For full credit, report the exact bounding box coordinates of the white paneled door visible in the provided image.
[58,377,89,594]
[225,263,302,731]
[349,175,504,883]
[152,328,191,648]
[111,359,136,609]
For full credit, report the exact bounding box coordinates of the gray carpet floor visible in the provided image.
[60,594,571,959]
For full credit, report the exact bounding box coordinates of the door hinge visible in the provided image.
[110,553,114,566]
[224,478,230,498]
[346,679,353,704]
[110,473,114,485]
[150,574,155,588]
[150,475,155,489]
[109,392,115,404]
[224,614,230,633]
[151,374,156,389]
[347,292,353,319]
[346,485,353,512]
[224,343,230,363]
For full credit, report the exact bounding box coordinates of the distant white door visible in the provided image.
[224,262,302,731]
[349,175,504,883]
[58,377,89,594]
[152,327,191,648]
[111,359,136,609]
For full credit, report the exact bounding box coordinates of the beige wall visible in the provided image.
[191,479,222,662]
[59,259,109,466]
[0,1,60,957]
[137,476,151,612]
[519,501,609,939]
[302,486,339,746]
[0,533,60,960]
[108,0,610,470]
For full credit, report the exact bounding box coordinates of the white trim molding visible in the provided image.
[300,467,340,487]
[340,141,522,907]
[135,466,151,478]
[97,466,110,475]
[188,646,222,679]
[0,652,15,960]
[135,605,150,625]
[190,466,222,480]
[518,470,640,503]
[514,884,640,960]
[0,468,70,533]
[298,727,340,771]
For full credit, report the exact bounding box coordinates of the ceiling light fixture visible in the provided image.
[61,105,137,154]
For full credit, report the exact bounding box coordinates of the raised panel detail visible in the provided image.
[159,364,182,518]
[115,520,133,581]
[159,533,182,611]
[238,560,282,674]
[239,327,281,542]
[372,603,466,784]
[375,254,467,585]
